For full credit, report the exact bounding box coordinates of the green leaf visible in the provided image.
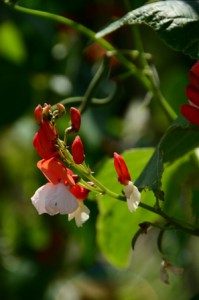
[135,116,199,196]
[162,153,199,222]
[96,0,199,59]
[96,148,158,268]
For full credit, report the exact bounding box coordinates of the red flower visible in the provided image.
[37,157,75,186]
[113,152,131,185]
[33,120,58,159]
[71,136,85,164]
[181,61,199,125]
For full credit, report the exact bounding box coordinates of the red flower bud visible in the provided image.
[34,104,43,124]
[113,152,131,185]
[71,136,85,164]
[56,103,66,117]
[70,107,81,132]
[42,104,52,119]
[70,184,89,200]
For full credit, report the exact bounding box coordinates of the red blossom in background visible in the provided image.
[181,61,199,125]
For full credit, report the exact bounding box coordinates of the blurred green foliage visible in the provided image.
[0,0,198,299]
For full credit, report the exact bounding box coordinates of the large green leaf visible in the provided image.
[96,0,199,59]
[135,116,199,196]
[162,153,199,222]
[96,149,158,268]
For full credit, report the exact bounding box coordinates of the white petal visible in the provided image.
[124,181,141,212]
[68,202,90,227]
[31,184,50,214]
[31,183,78,215]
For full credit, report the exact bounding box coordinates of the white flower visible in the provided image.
[31,182,78,215]
[68,201,90,227]
[124,181,141,212]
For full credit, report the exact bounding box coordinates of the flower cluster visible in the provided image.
[31,103,141,227]
[181,61,199,125]
[31,104,90,227]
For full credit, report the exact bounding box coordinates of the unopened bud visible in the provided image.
[70,107,81,132]
[71,136,85,164]
[42,104,52,120]
[70,184,89,200]
[34,104,43,124]
[56,103,66,116]
[113,152,131,185]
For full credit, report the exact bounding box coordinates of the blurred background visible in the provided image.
[0,0,198,299]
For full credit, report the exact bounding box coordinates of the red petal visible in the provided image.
[189,72,199,90]
[41,120,58,140]
[186,85,199,107]
[113,152,131,185]
[181,104,199,125]
[190,61,199,77]
[37,158,75,186]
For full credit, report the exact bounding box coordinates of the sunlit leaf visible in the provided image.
[96,0,199,59]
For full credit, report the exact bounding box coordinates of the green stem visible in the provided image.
[123,0,147,69]
[78,58,109,113]
[139,202,199,237]
[123,0,176,122]
[57,137,199,236]
[51,87,117,109]
[13,4,176,120]
[150,79,177,121]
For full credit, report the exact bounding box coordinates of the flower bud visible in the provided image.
[42,104,52,120]
[113,152,131,185]
[70,107,81,132]
[70,184,89,200]
[56,103,66,117]
[71,136,85,164]
[34,104,43,124]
